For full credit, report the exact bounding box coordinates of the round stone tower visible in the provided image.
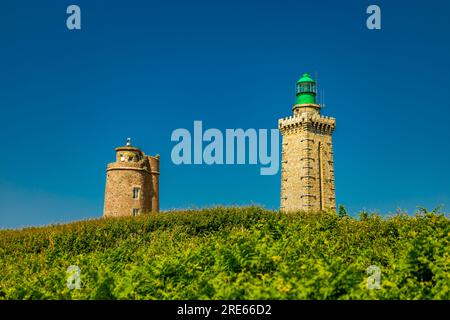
[103,139,159,217]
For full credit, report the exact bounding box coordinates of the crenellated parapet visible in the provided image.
[278,113,336,135]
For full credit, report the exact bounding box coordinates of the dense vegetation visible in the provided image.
[0,207,449,299]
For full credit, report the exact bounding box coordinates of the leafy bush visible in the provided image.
[0,206,449,299]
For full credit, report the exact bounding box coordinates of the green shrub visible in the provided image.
[0,206,449,300]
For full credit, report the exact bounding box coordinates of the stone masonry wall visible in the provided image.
[279,109,336,212]
[148,156,160,213]
[103,161,152,218]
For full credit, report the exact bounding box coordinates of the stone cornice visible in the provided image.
[278,113,336,135]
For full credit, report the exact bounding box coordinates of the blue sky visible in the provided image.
[1,0,450,228]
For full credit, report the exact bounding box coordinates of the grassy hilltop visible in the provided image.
[0,207,449,300]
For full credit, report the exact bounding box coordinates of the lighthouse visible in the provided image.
[278,73,336,212]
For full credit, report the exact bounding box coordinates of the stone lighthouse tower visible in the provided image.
[103,139,160,217]
[278,73,336,212]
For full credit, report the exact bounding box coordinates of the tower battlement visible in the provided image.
[279,113,336,132]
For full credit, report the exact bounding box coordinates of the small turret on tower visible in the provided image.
[148,154,160,212]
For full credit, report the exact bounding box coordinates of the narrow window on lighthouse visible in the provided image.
[120,154,125,162]
[133,187,140,199]
[132,208,140,216]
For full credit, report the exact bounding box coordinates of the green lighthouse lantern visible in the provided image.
[296,73,317,105]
